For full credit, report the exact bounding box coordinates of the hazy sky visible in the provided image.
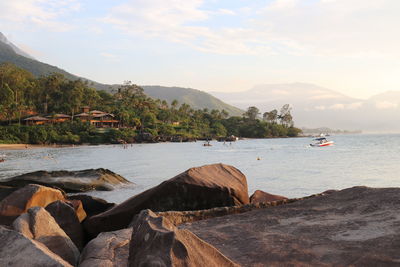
[1,0,400,99]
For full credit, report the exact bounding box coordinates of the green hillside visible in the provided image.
[0,35,243,116]
[142,86,243,116]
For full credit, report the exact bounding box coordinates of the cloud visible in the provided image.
[0,0,80,31]
[314,102,363,110]
[375,101,398,109]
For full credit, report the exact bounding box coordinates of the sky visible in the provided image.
[1,0,400,99]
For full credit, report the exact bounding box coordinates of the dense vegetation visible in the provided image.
[0,63,301,144]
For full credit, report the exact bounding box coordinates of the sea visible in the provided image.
[1,134,399,203]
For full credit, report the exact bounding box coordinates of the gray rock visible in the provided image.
[0,168,132,193]
[128,209,239,267]
[46,200,85,251]
[79,228,132,267]
[0,184,65,225]
[0,225,73,267]
[13,207,80,266]
[182,186,400,266]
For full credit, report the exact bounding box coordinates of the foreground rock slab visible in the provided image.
[85,164,249,237]
[129,210,239,267]
[79,228,132,267]
[0,226,73,267]
[0,184,65,225]
[13,207,80,266]
[0,168,132,192]
[182,186,400,266]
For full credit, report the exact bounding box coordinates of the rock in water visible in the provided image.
[250,190,287,204]
[128,210,239,267]
[13,207,80,266]
[0,184,65,225]
[182,186,400,266]
[68,195,115,217]
[0,168,132,192]
[85,163,249,237]
[45,200,85,251]
[79,228,132,267]
[0,226,73,267]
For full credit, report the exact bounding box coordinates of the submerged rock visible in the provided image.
[249,190,287,204]
[0,168,132,193]
[0,184,65,225]
[0,226,73,267]
[128,210,239,267]
[182,186,400,266]
[13,207,80,266]
[85,163,249,237]
[79,228,132,267]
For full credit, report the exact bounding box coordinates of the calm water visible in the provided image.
[1,134,399,203]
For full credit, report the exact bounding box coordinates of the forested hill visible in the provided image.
[0,33,242,116]
[142,86,243,116]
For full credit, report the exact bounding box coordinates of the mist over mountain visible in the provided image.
[211,83,400,132]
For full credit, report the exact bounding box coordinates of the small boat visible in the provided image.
[310,137,334,147]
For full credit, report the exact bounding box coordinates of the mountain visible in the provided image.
[0,32,242,115]
[211,83,400,132]
[142,86,243,116]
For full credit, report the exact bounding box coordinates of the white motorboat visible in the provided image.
[310,137,334,147]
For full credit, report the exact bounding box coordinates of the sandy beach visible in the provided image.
[0,144,74,150]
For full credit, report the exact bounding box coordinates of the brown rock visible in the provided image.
[249,190,287,204]
[0,185,18,202]
[182,186,400,266]
[85,163,249,237]
[128,210,239,267]
[0,226,73,267]
[0,184,65,225]
[68,195,115,217]
[0,168,132,193]
[13,206,80,266]
[45,200,85,251]
[68,199,87,222]
[79,228,132,267]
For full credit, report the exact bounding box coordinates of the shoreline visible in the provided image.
[0,144,77,150]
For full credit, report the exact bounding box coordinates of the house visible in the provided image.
[46,114,72,123]
[23,116,50,125]
[74,109,120,128]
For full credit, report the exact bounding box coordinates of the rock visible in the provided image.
[68,195,115,217]
[13,207,80,266]
[45,201,85,251]
[0,184,65,225]
[0,168,132,193]
[249,190,287,204]
[0,185,18,202]
[68,199,87,222]
[128,210,239,267]
[79,228,132,267]
[85,163,249,237]
[0,226,73,267]
[182,186,400,266]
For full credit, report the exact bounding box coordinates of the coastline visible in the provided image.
[0,144,76,150]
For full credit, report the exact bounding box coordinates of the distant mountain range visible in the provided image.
[212,83,400,132]
[0,32,243,116]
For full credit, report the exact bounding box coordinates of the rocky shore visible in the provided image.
[1,163,399,266]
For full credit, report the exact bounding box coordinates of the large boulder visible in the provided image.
[0,226,73,267]
[0,185,18,202]
[182,186,400,266]
[46,200,85,251]
[68,195,115,217]
[0,184,65,225]
[128,210,239,267]
[0,168,132,193]
[250,190,287,204]
[79,228,132,267]
[85,163,249,237]
[13,207,80,266]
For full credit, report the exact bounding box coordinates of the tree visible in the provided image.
[263,109,278,123]
[278,104,293,126]
[243,106,260,120]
